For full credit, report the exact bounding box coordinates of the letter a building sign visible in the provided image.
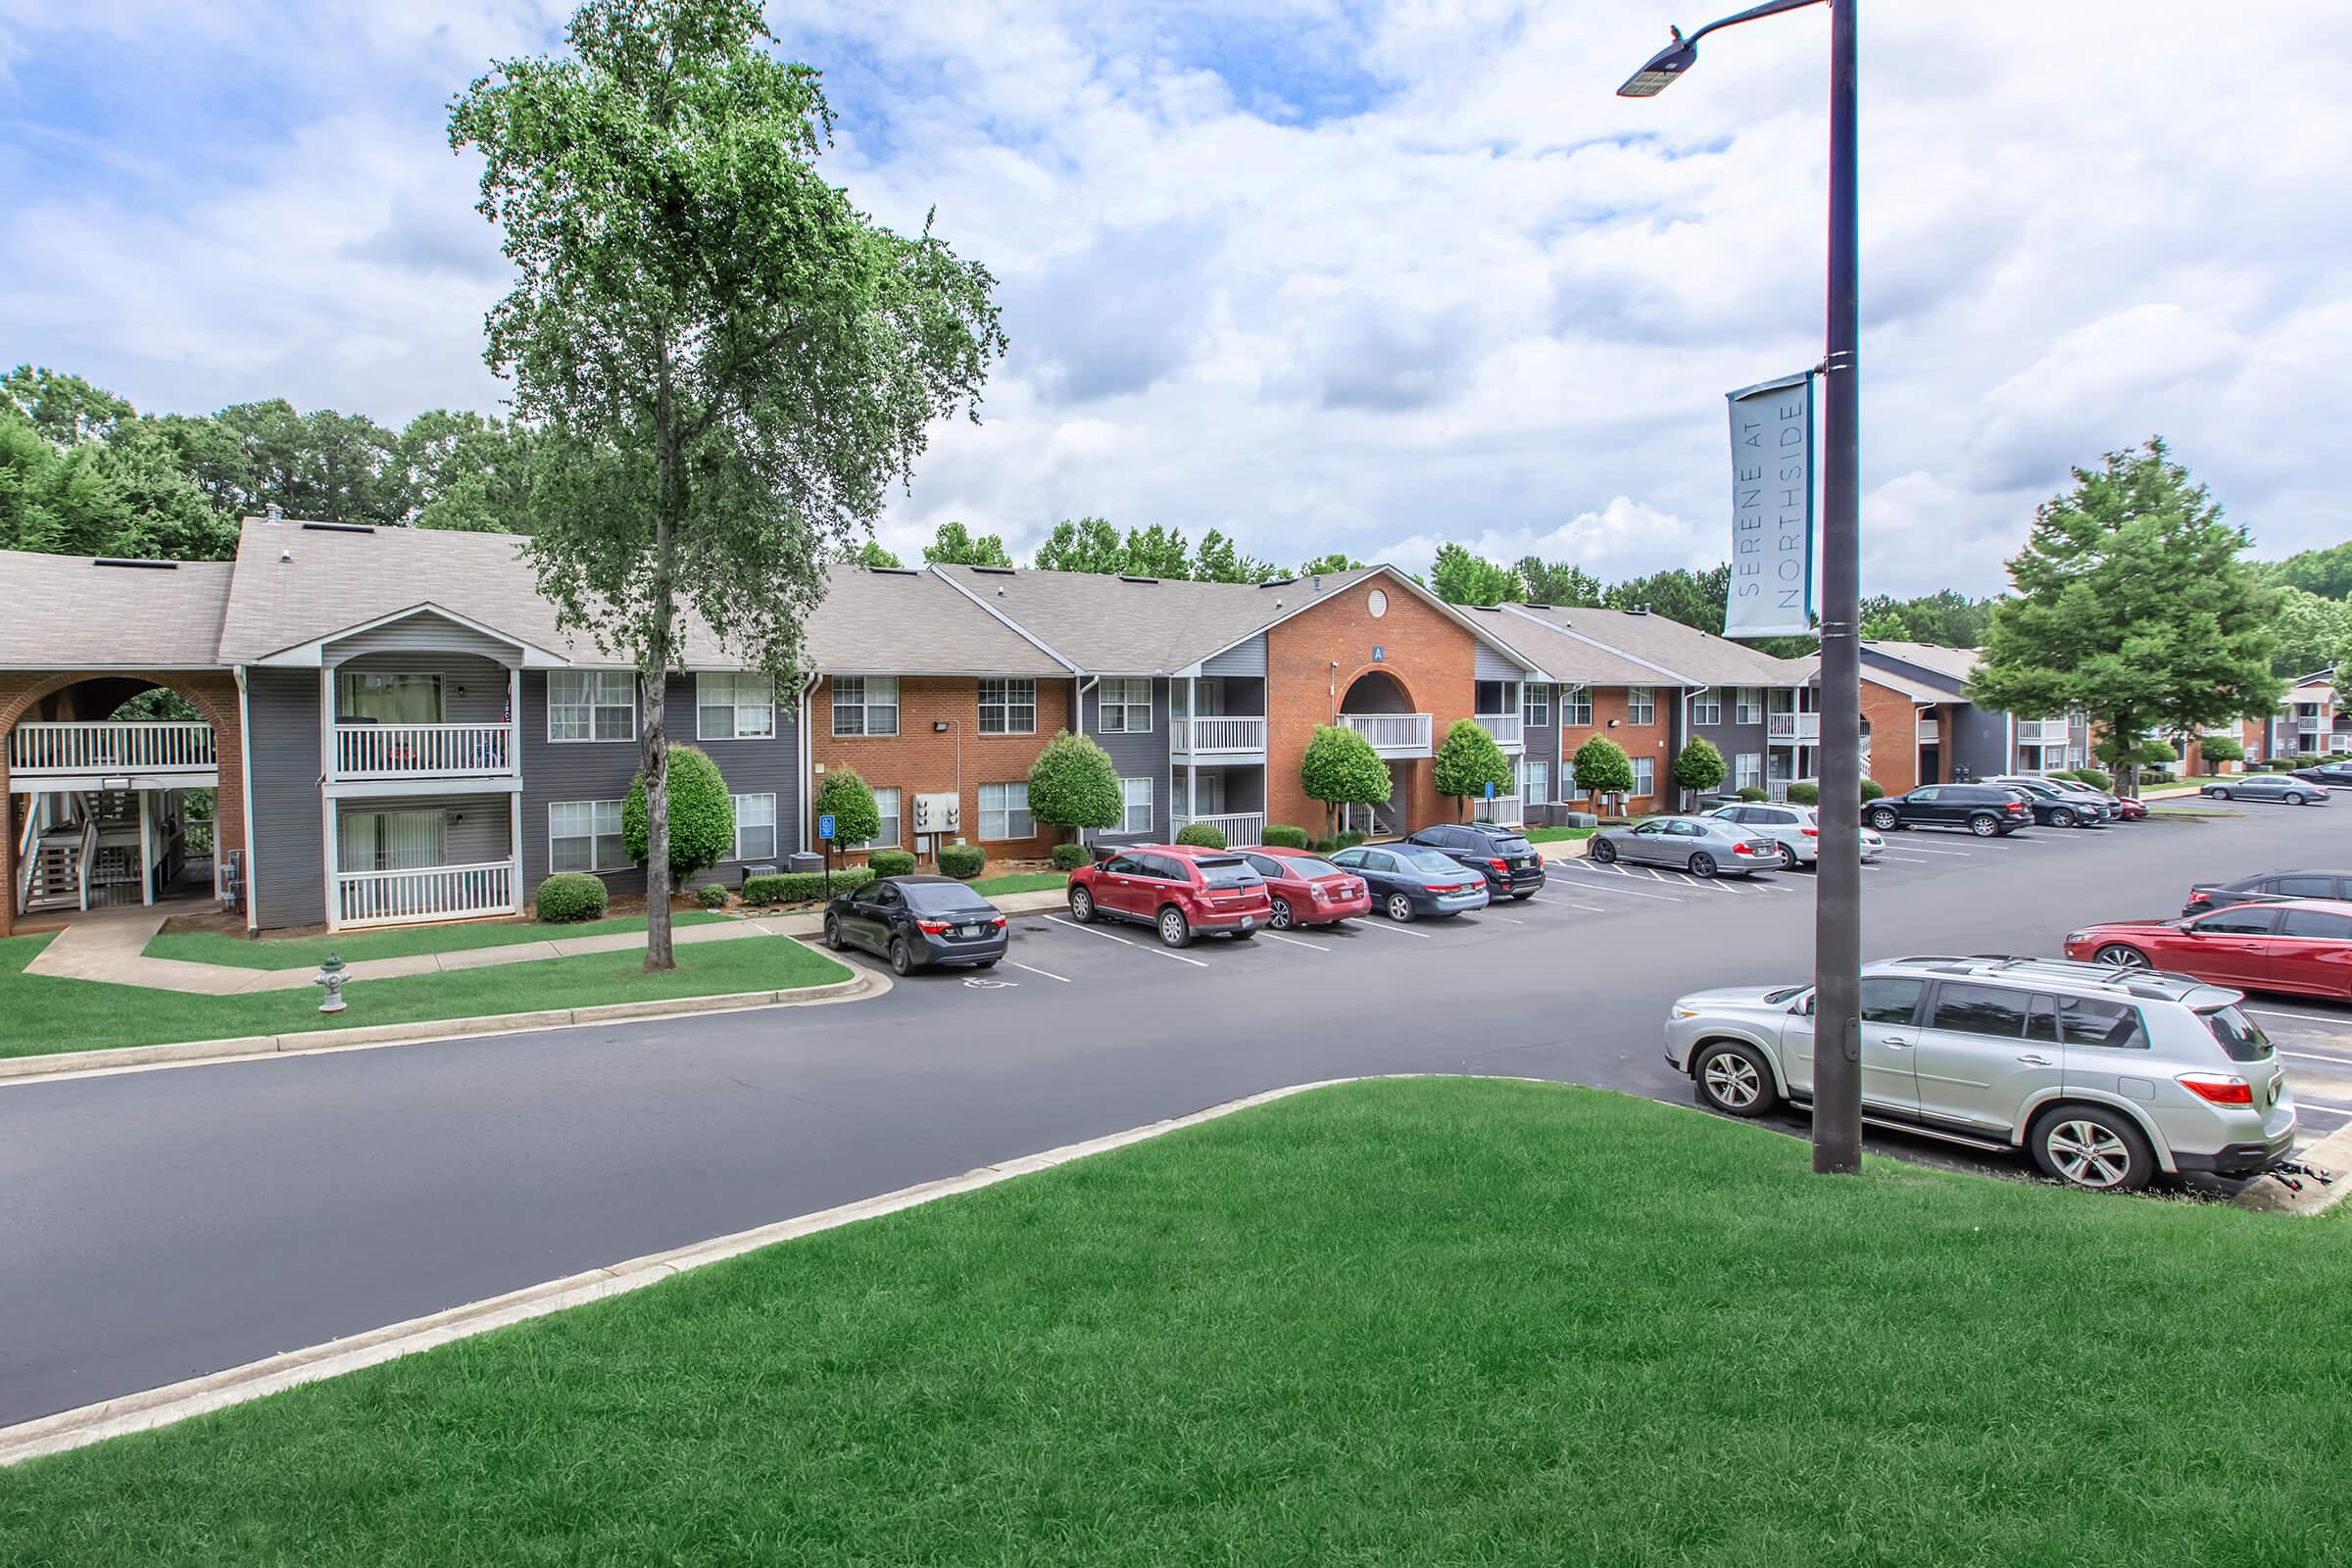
[1723,371,1816,639]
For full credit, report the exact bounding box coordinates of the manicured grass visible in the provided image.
[1522,824,1600,843]
[0,933,850,1059]
[965,870,1068,896]
[3,1077,2346,1565]
[143,911,729,970]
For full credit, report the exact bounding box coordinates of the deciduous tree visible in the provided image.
[1430,542,1519,606]
[922,519,1012,566]
[1299,724,1392,839]
[1433,718,1513,820]
[1028,730,1123,840]
[811,768,882,850]
[1571,736,1634,813]
[1032,516,1125,574]
[1517,556,1603,607]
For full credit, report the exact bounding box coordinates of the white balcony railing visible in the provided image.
[1473,794,1525,827]
[1173,811,1266,846]
[336,860,516,928]
[2017,718,2073,746]
[1170,715,1267,755]
[1476,712,1525,748]
[334,722,514,779]
[1340,712,1434,758]
[10,721,215,777]
[1765,778,1817,803]
[1766,712,1821,742]
[1917,718,1940,744]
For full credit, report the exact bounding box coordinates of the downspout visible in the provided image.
[798,672,817,858]
[235,664,260,934]
[1073,675,1097,847]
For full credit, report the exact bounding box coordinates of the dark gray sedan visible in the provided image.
[2203,776,2331,807]
[1587,815,1784,877]
[823,874,1008,974]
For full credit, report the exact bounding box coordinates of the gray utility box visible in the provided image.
[1558,810,1599,828]
[785,852,825,874]
[740,862,780,887]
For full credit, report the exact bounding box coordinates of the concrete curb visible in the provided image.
[0,1076,1348,1466]
[2230,1120,2352,1216]
[0,951,884,1087]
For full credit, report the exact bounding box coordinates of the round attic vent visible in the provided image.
[1367,588,1388,618]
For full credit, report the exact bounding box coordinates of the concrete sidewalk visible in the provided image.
[24,890,1072,996]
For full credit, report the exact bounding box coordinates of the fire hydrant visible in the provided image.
[315,953,349,1014]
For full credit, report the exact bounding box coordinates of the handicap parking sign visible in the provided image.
[817,812,837,841]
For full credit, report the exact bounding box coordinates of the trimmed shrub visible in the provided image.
[1859,777,1886,801]
[1310,830,1367,855]
[534,872,608,923]
[1672,737,1727,796]
[868,848,917,877]
[1300,724,1393,839]
[1260,823,1309,850]
[2071,766,2114,791]
[1050,841,1090,870]
[1571,736,1635,802]
[622,745,734,882]
[696,882,729,909]
[1737,786,1767,803]
[811,768,882,850]
[2198,735,2245,764]
[1175,822,1228,850]
[938,842,987,879]
[742,866,874,905]
[1787,781,1821,806]
[1027,730,1122,836]
[1434,718,1513,818]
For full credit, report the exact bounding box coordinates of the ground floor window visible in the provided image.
[550,800,625,873]
[851,786,902,850]
[1561,760,1577,796]
[1735,753,1763,791]
[1120,776,1152,835]
[1632,757,1655,797]
[340,808,443,872]
[731,793,777,862]
[1519,758,1548,802]
[980,781,1033,841]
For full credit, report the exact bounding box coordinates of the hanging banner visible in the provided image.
[1724,370,1816,639]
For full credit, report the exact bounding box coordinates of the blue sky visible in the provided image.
[5,0,2349,594]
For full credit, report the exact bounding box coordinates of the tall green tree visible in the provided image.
[1032,516,1125,574]
[4,366,133,445]
[1122,522,1189,578]
[2256,541,2352,601]
[2269,587,2349,677]
[1970,440,2284,794]
[1429,542,1519,606]
[1299,723,1392,840]
[1433,718,1513,820]
[1604,564,1732,630]
[1517,556,1603,606]
[451,0,1004,967]
[1297,551,1365,576]
[1192,527,1273,584]
[1027,729,1122,841]
[400,409,537,532]
[849,539,903,568]
[922,519,1012,566]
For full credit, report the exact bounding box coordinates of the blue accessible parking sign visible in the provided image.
[817,813,837,841]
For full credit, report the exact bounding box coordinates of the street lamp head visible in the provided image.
[1618,25,1697,97]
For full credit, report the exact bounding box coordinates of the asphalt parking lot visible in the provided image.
[3,794,2347,1427]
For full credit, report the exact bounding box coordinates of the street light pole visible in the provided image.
[1621,0,1863,1172]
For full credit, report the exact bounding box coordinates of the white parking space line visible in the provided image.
[2278,1049,2352,1069]
[1340,916,1438,939]
[1526,896,1608,912]
[2249,1007,2352,1026]
[1880,853,1935,864]
[1887,844,1972,857]
[1045,915,1212,968]
[1004,959,1072,983]
[1261,930,1332,953]
[1561,870,1686,903]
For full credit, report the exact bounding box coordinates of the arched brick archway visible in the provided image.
[1338,666,1417,717]
[0,668,244,937]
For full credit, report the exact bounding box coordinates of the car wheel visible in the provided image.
[2051,807,2077,828]
[887,938,915,977]
[1968,812,2001,837]
[822,914,846,953]
[2092,943,2149,969]
[2209,787,2230,800]
[1692,1042,1778,1118]
[1590,839,1619,863]
[1779,843,1799,870]
[2285,792,2306,806]
[2029,1105,2154,1193]
[1269,897,1294,930]
[1157,906,1193,949]
[1689,852,1718,878]
[1068,886,1096,923]
[1867,806,1899,831]
[1386,892,1416,922]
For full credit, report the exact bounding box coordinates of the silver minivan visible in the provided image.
[1662,956,2297,1191]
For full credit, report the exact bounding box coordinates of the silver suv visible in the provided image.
[1663,956,2296,1191]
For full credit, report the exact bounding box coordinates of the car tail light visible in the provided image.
[1801,826,1819,837]
[915,919,953,934]
[1734,843,1757,855]
[989,914,1007,928]
[2180,1073,2254,1106]
[2006,802,2026,812]
[1488,858,1509,875]
[2187,891,2211,906]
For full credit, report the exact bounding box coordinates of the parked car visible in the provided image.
[1588,815,1783,877]
[2289,762,2352,786]
[1865,783,2032,837]
[1701,802,1885,869]
[2065,900,2352,1001]
[1983,775,2111,828]
[1403,821,1546,900]
[2203,775,2330,807]
[1233,845,1373,929]
[2182,869,2352,918]
[1326,843,1491,921]
[823,874,1007,975]
[1663,955,2296,1191]
[1066,845,1271,948]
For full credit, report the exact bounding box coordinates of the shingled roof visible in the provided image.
[0,550,234,668]
[1489,604,1807,688]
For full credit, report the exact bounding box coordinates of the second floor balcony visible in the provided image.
[10,720,218,784]
[1170,715,1267,757]
[2017,718,2072,746]
[1341,711,1434,758]
[1766,711,1820,742]
[1476,712,1524,749]
[333,721,515,781]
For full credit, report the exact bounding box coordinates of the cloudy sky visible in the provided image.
[5,0,2348,594]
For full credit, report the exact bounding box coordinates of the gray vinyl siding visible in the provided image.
[1950,707,2010,781]
[1201,634,1266,677]
[323,612,519,666]
[1084,676,1170,841]
[517,670,801,897]
[1520,682,1559,822]
[1689,687,1767,796]
[1474,644,1521,682]
[245,667,324,930]
[332,652,510,725]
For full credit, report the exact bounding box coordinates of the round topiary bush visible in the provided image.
[1260,823,1308,850]
[1174,822,1227,850]
[1737,786,1767,803]
[696,882,729,909]
[1859,777,1886,801]
[868,848,917,877]
[938,842,987,879]
[1051,841,1090,870]
[1787,781,1821,806]
[535,872,608,923]
[622,746,735,882]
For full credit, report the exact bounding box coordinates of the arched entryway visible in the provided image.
[1339,669,1427,835]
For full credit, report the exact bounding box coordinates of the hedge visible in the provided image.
[1859,777,1886,801]
[1260,823,1309,849]
[1737,787,1767,803]
[1051,841,1091,870]
[1311,830,1367,855]
[938,843,987,879]
[622,746,735,882]
[1787,782,1821,806]
[1175,822,1228,850]
[743,866,874,905]
[534,872,609,923]
[2070,766,2115,791]
[696,882,729,909]
[868,848,917,877]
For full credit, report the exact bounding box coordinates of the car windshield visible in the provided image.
[1285,857,1345,879]
[2200,1005,2273,1061]
[1195,857,1261,888]
[1395,848,1464,874]
[902,883,992,914]
[1765,984,1809,1004]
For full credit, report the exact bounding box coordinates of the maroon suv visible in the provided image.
[1067,845,1272,948]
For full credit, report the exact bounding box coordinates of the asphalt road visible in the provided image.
[5,796,2350,1426]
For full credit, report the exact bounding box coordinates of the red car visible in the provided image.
[1067,844,1272,948]
[2063,899,2352,1000]
[1231,844,1373,929]
[2111,796,2149,822]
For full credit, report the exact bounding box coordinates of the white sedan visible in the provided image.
[1703,802,1884,870]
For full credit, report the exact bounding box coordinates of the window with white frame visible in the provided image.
[1735,687,1763,725]
[1735,753,1764,790]
[1561,759,1577,796]
[1691,691,1723,726]
[1119,776,1152,834]
[831,676,899,737]
[1561,685,1592,727]
[1099,677,1152,733]
[548,671,634,742]
[336,670,442,724]
[731,793,777,861]
[979,781,1033,840]
[698,672,774,740]
[852,787,902,850]
[978,678,1036,735]
[1520,759,1548,803]
[1522,683,1550,727]
[1632,756,1656,796]
[549,800,625,872]
[339,808,443,872]
[1628,687,1656,725]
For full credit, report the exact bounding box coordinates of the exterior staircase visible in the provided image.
[14,788,143,914]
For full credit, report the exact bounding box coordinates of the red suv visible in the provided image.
[1232,845,1372,929]
[1067,845,1273,948]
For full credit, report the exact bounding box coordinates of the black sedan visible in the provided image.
[2291,762,2352,786]
[1404,821,1546,899]
[2182,868,2352,917]
[824,874,1007,974]
[2202,776,2331,807]
[1326,844,1492,921]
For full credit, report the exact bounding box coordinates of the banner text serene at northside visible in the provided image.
[1725,371,1816,639]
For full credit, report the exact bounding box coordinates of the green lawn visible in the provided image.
[144,910,729,970]
[0,933,850,1059]
[966,870,1068,896]
[1522,824,1600,843]
[4,1078,2345,1565]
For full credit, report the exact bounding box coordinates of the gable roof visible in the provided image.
[807,567,1070,676]
[1862,640,1980,690]
[1469,606,1676,687]
[1788,652,1949,704]
[1489,603,1806,688]
[0,549,235,668]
